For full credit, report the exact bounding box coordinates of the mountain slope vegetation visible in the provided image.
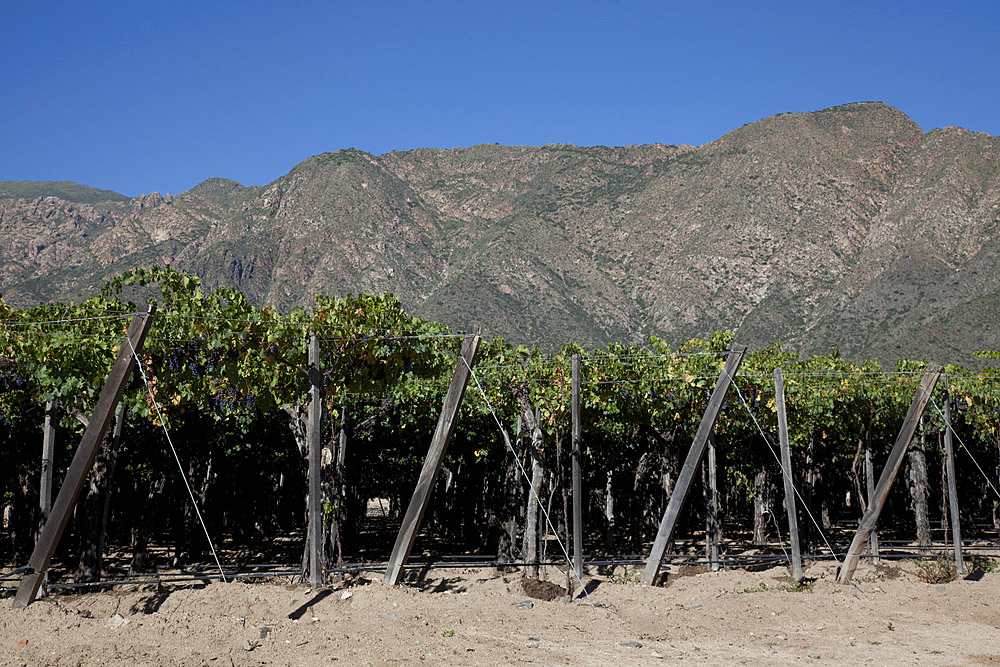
[2,102,998,363]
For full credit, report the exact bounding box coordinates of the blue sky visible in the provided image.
[2,1,997,196]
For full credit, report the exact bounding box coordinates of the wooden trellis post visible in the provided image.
[307,334,323,587]
[704,434,719,571]
[837,368,940,583]
[571,353,583,577]
[14,305,155,608]
[773,368,802,583]
[39,400,58,536]
[865,440,880,564]
[382,330,481,586]
[33,399,59,598]
[942,376,964,575]
[641,345,747,586]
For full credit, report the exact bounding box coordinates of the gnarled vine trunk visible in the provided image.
[494,419,524,570]
[284,403,321,582]
[128,468,167,575]
[632,425,679,549]
[514,389,545,579]
[74,405,126,583]
[907,418,931,549]
[752,465,770,546]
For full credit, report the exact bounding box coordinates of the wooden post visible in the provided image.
[705,434,720,571]
[642,345,747,585]
[383,331,481,586]
[571,353,583,577]
[35,399,58,598]
[14,305,155,608]
[837,369,940,583]
[865,442,880,564]
[773,369,802,583]
[307,334,323,588]
[39,400,57,535]
[942,376,964,575]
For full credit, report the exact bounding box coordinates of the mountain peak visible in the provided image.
[2,103,998,364]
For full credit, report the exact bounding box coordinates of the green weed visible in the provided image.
[969,555,999,573]
[914,560,956,584]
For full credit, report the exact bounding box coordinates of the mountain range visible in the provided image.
[2,102,998,364]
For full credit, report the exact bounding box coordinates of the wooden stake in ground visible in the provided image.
[382,331,481,586]
[773,368,802,584]
[38,400,57,537]
[571,353,583,578]
[642,345,747,586]
[307,334,323,588]
[14,305,155,609]
[704,434,720,571]
[34,399,58,598]
[942,375,964,575]
[865,435,880,564]
[837,368,940,583]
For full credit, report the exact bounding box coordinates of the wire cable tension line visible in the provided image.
[125,336,244,626]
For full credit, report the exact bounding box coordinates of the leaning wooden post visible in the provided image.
[307,334,323,587]
[942,376,964,574]
[642,345,747,586]
[773,369,803,583]
[837,368,940,583]
[383,330,481,586]
[571,353,583,577]
[14,305,155,608]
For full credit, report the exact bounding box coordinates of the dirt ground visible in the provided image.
[2,559,999,665]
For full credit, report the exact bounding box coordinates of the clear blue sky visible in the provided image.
[2,1,997,197]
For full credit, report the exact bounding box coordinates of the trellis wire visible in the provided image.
[928,395,1000,501]
[2,314,133,328]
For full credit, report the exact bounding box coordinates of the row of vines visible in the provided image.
[2,268,1000,584]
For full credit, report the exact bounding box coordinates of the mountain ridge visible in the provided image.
[2,102,998,364]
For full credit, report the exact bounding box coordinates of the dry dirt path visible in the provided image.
[2,560,999,665]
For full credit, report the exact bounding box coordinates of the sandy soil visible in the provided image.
[2,559,999,665]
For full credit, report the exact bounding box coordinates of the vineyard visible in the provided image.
[2,267,1000,597]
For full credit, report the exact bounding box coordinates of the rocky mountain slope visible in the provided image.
[2,102,998,363]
